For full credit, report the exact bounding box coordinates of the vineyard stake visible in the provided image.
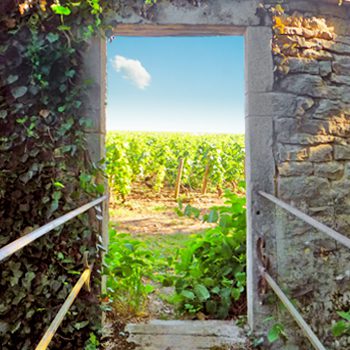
[175,158,184,199]
[201,163,211,195]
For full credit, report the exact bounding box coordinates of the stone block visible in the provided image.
[277,133,336,145]
[287,57,319,75]
[344,162,350,178]
[330,74,350,86]
[334,145,350,160]
[309,144,333,162]
[246,92,296,117]
[275,118,298,135]
[86,132,105,163]
[82,37,106,134]
[277,144,309,162]
[278,176,330,201]
[313,100,350,119]
[332,180,350,201]
[245,27,274,93]
[319,61,332,77]
[278,161,313,177]
[314,162,344,180]
[296,96,314,116]
[332,55,350,75]
[280,74,339,99]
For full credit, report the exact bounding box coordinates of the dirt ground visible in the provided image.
[103,188,226,349]
[109,187,224,236]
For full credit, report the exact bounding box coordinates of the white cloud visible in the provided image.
[112,55,151,89]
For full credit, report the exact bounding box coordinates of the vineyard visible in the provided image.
[105,131,248,324]
[106,131,245,200]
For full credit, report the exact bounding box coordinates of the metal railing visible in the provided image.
[1,195,107,350]
[258,190,350,350]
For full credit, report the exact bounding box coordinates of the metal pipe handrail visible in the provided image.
[259,191,350,250]
[35,266,92,350]
[259,266,327,350]
[0,195,108,263]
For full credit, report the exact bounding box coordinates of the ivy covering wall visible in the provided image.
[0,1,118,348]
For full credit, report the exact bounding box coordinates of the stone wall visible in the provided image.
[88,0,350,348]
[264,1,350,349]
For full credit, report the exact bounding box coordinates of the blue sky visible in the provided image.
[106,36,244,134]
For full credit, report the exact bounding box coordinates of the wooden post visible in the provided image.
[174,158,184,199]
[201,163,210,195]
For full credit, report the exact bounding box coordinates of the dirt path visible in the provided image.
[109,187,224,236]
[104,188,228,349]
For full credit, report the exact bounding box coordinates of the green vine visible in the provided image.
[0,1,120,348]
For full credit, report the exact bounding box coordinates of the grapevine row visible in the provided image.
[106,131,245,200]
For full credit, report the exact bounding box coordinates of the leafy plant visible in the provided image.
[84,332,100,350]
[332,311,350,337]
[104,231,157,315]
[267,323,287,343]
[173,190,246,319]
[106,131,245,200]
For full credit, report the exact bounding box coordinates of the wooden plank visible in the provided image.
[35,268,92,350]
[113,24,244,37]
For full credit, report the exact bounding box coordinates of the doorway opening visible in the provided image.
[103,35,247,349]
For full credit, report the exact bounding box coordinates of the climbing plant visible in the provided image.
[0,0,125,348]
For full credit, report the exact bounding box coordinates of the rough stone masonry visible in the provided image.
[85,0,350,349]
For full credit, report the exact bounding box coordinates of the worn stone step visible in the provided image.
[125,320,246,350]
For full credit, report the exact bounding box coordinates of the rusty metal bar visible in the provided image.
[260,267,327,350]
[259,191,350,250]
[35,267,92,350]
[0,195,107,263]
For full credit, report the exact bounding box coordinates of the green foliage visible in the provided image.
[173,190,246,319]
[84,332,100,350]
[106,131,245,200]
[332,311,350,337]
[0,0,116,348]
[105,190,247,320]
[104,231,157,315]
[267,323,287,343]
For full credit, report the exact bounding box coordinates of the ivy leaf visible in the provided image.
[0,110,7,119]
[7,75,18,84]
[11,86,27,99]
[74,320,89,330]
[51,4,71,16]
[47,33,59,43]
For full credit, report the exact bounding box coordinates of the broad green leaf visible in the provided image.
[180,290,195,300]
[51,4,71,15]
[194,284,210,302]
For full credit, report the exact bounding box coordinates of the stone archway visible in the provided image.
[83,1,350,348]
